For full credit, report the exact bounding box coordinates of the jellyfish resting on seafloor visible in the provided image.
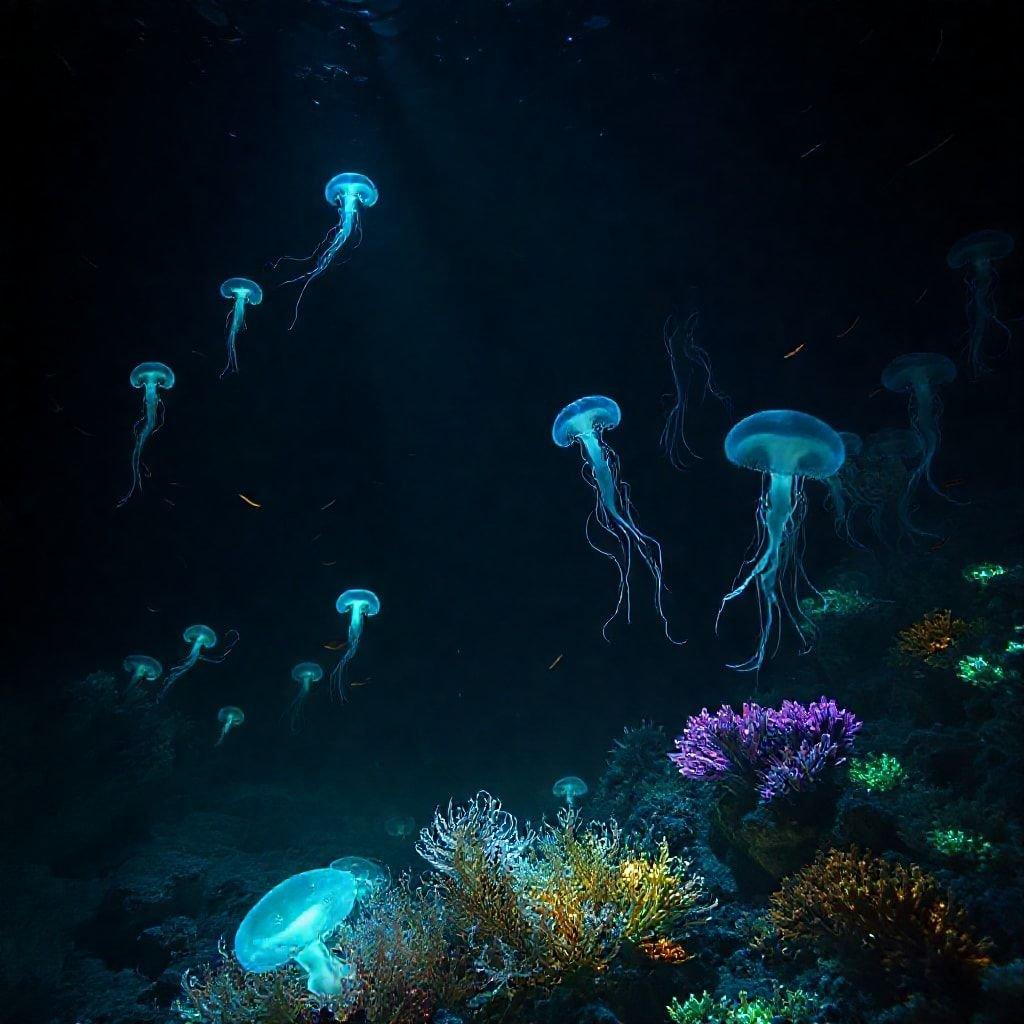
[332,589,380,696]
[117,362,175,506]
[289,661,323,732]
[553,395,680,642]
[276,172,379,329]
[122,655,162,701]
[219,277,262,377]
[718,410,845,672]
[947,230,1014,377]
[216,706,245,746]
[159,623,239,700]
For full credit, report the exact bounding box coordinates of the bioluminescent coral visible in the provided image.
[800,586,876,620]
[122,654,162,701]
[331,589,380,696]
[896,609,967,664]
[215,705,244,746]
[117,361,175,506]
[667,988,820,1024]
[218,277,262,377]
[956,654,1007,689]
[947,229,1015,377]
[328,856,390,900]
[551,775,588,808]
[659,311,731,469]
[963,562,1009,585]
[670,697,861,803]
[927,828,994,861]
[289,660,323,732]
[159,623,239,700]
[553,395,679,641]
[848,752,905,792]
[234,868,357,996]
[717,410,844,671]
[277,172,378,328]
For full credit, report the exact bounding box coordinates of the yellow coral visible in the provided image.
[897,609,967,662]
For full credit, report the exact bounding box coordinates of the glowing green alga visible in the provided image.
[963,562,1008,585]
[957,654,1006,689]
[927,828,993,861]
[668,989,819,1024]
[848,753,905,792]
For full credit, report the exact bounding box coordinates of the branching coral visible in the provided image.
[897,609,967,663]
[927,828,994,862]
[667,988,820,1024]
[670,697,861,803]
[848,752,905,792]
[768,848,992,988]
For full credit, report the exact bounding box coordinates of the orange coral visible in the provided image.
[897,609,967,662]
[638,937,692,963]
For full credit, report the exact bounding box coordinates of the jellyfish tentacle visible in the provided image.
[117,382,159,507]
[159,645,201,700]
[221,295,247,378]
[200,629,241,664]
[331,608,364,699]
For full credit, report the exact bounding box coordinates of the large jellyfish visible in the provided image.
[277,172,379,329]
[117,362,175,506]
[718,410,845,672]
[122,655,162,702]
[289,661,323,732]
[552,395,680,641]
[331,589,380,696]
[822,431,865,547]
[947,230,1014,377]
[216,706,245,746]
[219,277,262,377]
[158,623,239,700]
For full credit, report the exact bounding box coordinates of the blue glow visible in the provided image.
[718,410,844,672]
[234,868,357,995]
[216,705,245,746]
[117,362,174,506]
[158,623,239,700]
[332,589,380,697]
[276,172,379,329]
[947,230,1014,377]
[122,655,162,701]
[553,395,680,642]
[218,277,263,377]
[289,661,324,733]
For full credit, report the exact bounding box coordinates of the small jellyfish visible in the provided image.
[718,410,845,672]
[277,172,379,329]
[122,655,162,702]
[331,589,380,696]
[158,623,239,700]
[384,815,416,839]
[117,362,175,506]
[947,230,1014,377]
[289,661,324,733]
[552,776,588,808]
[218,277,262,377]
[822,432,865,548]
[328,856,390,900]
[553,395,679,641]
[216,705,245,746]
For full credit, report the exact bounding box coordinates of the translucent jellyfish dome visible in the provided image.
[218,706,244,728]
[724,410,845,480]
[123,655,162,682]
[129,361,175,390]
[552,776,588,806]
[336,589,381,616]
[219,277,263,304]
[881,352,957,394]
[324,172,379,208]
[184,624,218,649]
[552,395,621,447]
[946,229,1014,269]
[329,856,390,899]
[292,662,324,685]
[384,815,416,838]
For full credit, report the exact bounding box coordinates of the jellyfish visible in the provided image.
[859,427,928,542]
[289,661,324,733]
[947,230,1014,377]
[331,589,380,696]
[384,815,416,839]
[819,431,865,547]
[328,856,390,900]
[718,410,845,672]
[218,277,262,377]
[158,623,239,700]
[659,311,732,469]
[552,395,680,641]
[117,362,175,506]
[216,706,245,746]
[552,776,588,808]
[122,655,162,701]
[276,172,379,329]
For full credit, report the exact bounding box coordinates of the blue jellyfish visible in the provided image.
[122,655,162,702]
[289,661,324,733]
[822,432,866,548]
[718,410,845,672]
[117,362,175,506]
[660,311,732,469]
[219,277,263,377]
[328,856,390,900]
[947,230,1014,377]
[331,589,380,696]
[553,395,680,641]
[277,172,379,329]
[158,623,239,700]
[216,705,245,746]
[552,776,588,808]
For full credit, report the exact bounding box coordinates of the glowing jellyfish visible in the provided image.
[552,776,588,808]
[718,410,845,672]
[289,661,324,733]
[331,589,380,696]
[553,395,679,641]
[277,172,379,329]
[328,856,390,900]
[158,623,239,700]
[117,362,175,506]
[234,868,357,996]
[823,432,865,547]
[947,230,1014,377]
[218,277,262,377]
[122,655,162,701]
[384,815,416,839]
[216,705,245,746]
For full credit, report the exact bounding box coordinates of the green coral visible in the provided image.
[848,752,905,792]
[667,988,819,1024]
[927,828,994,862]
[957,655,1007,690]
[962,562,1009,585]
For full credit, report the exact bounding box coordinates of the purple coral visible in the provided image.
[669,697,861,803]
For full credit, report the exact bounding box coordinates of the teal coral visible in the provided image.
[927,828,994,862]
[848,752,905,792]
[667,988,820,1024]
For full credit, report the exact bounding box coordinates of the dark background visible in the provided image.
[3,0,1022,827]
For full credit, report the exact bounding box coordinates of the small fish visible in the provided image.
[239,493,261,508]
[548,654,564,670]
[943,479,965,488]
[836,316,860,338]
[867,388,883,399]
[320,498,337,511]
[800,142,823,159]
[783,343,805,359]
[323,640,346,651]
[321,560,337,567]
[350,678,369,688]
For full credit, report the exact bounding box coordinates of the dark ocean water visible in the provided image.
[2,2,1021,1023]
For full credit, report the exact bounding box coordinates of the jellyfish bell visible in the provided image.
[130,361,176,391]
[551,395,621,447]
[219,277,264,305]
[336,588,382,617]
[158,623,237,700]
[552,775,588,808]
[216,705,245,746]
[331,590,381,697]
[384,815,416,838]
[325,172,379,209]
[291,661,324,686]
[881,352,957,395]
[184,623,219,650]
[218,277,262,377]
[947,229,1014,269]
[118,362,175,506]
[328,856,390,900]
[725,410,845,479]
[122,654,162,700]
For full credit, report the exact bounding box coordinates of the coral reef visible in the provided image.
[896,610,968,664]
[667,987,820,1024]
